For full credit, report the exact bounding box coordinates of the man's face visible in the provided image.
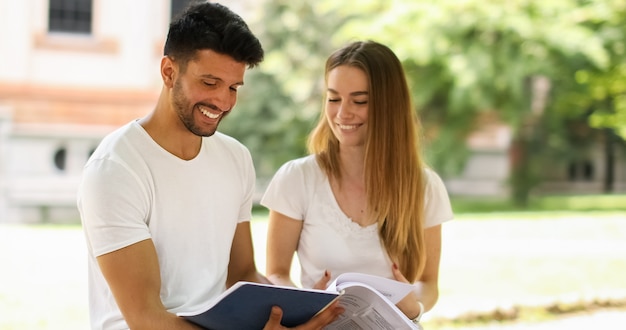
[170,50,246,137]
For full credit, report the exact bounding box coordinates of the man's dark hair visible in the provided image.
[164,1,264,69]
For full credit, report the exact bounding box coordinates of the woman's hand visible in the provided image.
[312,270,332,290]
[391,264,423,320]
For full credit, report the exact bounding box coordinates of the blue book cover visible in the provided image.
[177,282,340,329]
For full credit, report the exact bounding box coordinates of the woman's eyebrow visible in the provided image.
[327,88,368,96]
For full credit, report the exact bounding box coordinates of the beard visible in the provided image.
[172,79,226,137]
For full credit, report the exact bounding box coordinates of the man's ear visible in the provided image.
[161,56,176,88]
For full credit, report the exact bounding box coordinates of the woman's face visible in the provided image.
[325,65,369,148]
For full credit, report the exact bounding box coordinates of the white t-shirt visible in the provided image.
[78,121,255,330]
[261,155,454,288]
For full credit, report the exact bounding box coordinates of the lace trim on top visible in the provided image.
[317,176,378,239]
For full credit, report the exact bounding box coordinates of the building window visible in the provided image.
[582,160,594,180]
[54,147,67,171]
[171,0,194,20]
[49,0,93,34]
[567,160,594,181]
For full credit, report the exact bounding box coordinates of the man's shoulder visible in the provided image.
[204,132,252,160]
[98,121,140,146]
[98,120,143,147]
[207,131,246,148]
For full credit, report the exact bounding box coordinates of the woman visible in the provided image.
[261,40,454,324]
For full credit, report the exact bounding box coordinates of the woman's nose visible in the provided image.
[337,103,353,118]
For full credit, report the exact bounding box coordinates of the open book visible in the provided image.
[177,282,340,329]
[325,272,419,330]
[178,272,419,330]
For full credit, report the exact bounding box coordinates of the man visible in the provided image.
[77,2,342,329]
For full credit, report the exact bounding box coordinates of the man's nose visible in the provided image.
[213,87,233,112]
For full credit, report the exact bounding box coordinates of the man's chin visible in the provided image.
[196,129,217,137]
[189,123,218,137]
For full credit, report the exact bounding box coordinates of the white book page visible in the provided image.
[327,272,414,304]
[325,283,417,330]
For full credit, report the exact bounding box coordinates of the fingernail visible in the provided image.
[393,263,398,269]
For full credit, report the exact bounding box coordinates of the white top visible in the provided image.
[261,155,454,288]
[78,121,255,330]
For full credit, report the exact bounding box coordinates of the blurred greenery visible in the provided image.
[253,194,626,215]
[222,0,626,207]
[450,193,626,213]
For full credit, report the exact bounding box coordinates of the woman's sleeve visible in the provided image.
[260,160,309,221]
[423,169,455,228]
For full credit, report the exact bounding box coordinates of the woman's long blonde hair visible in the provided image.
[308,41,427,282]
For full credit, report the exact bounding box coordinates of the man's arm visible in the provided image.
[228,221,344,329]
[227,221,271,287]
[96,239,201,330]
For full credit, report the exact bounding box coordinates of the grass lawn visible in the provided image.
[429,212,626,327]
[1,211,625,329]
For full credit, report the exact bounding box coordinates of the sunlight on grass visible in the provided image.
[451,194,626,213]
[536,194,626,211]
[427,213,626,328]
[1,212,625,329]
[0,225,88,330]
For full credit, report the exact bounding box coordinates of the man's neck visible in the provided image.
[138,96,202,160]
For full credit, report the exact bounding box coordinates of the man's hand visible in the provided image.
[263,302,344,330]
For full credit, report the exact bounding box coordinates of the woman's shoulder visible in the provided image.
[422,166,452,198]
[268,155,326,189]
[423,167,445,186]
[279,154,321,174]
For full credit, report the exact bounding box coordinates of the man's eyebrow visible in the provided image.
[327,88,368,96]
[199,74,244,86]
[199,74,219,79]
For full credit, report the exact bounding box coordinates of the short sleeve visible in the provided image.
[78,158,152,257]
[260,158,312,221]
[238,147,256,223]
[423,169,454,228]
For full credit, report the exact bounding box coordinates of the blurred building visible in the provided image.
[445,77,626,197]
[0,0,170,223]
[1,1,623,224]
[446,122,626,197]
[0,0,196,223]
[444,113,514,197]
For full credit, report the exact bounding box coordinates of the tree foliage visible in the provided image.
[221,0,626,203]
[220,1,353,178]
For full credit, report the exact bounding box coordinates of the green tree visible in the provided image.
[223,0,626,205]
[220,1,353,179]
[550,0,626,192]
[338,0,624,204]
